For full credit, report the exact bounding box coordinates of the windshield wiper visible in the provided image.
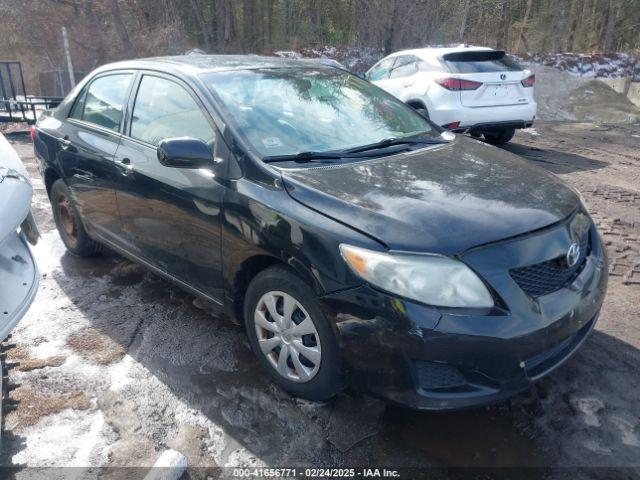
[263,134,449,163]
[343,135,447,154]
[263,151,343,163]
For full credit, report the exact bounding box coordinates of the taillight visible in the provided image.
[435,78,482,91]
[521,74,535,87]
[442,121,460,130]
[30,126,36,142]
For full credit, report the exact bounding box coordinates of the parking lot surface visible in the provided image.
[1,122,639,478]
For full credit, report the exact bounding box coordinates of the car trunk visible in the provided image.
[457,72,529,107]
[441,50,530,108]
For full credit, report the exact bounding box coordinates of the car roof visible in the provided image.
[384,45,495,62]
[93,54,342,77]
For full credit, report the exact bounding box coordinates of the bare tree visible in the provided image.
[497,0,510,50]
[553,0,567,53]
[189,0,212,52]
[108,0,134,54]
[384,0,399,55]
[459,0,471,42]
[515,0,533,54]
[602,0,622,53]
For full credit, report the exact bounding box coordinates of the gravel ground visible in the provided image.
[1,123,639,478]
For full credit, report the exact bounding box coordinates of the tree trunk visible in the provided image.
[514,0,533,54]
[189,0,211,52]
[565,0,580,52]
[497,0,510,50]
[310,0,323,44]
[82,1,108,64]
[553,0,567,53]
[459,0,471,42]
[221,0,235,51]
[602,0,621,53]
[266,0,274,49]
[108,0,134,55]
[384,0,399,55]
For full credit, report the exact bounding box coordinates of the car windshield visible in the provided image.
[200,68,436,158]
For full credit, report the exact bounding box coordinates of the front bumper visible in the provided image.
[320,217,607,410]
[0,231,39,341]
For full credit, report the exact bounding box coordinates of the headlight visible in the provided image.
[340,244,494,308]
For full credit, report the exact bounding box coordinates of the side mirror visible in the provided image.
[157,137,212,169]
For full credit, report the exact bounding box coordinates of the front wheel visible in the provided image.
[243,266,342,400]
[483,128,515,145]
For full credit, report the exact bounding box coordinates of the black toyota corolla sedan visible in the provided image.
[33,55,607,410]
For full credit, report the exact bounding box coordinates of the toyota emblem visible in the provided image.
[500,73,507,80]
[566,243,581,267]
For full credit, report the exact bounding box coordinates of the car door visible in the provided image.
[384,55,419,99]
[112,72,225,302]
[59,71,134,240]
[366,57,396,90]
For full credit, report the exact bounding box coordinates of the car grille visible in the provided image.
[510,231,591,297]
[414,361,466,390]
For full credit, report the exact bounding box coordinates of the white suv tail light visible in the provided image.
[435,78,483,91]
[521,74,535,87]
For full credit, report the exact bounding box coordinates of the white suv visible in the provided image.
[366,45,536,145]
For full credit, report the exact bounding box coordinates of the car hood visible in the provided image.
[280,136,579,254]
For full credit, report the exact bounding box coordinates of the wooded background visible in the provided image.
[1,0,639,94]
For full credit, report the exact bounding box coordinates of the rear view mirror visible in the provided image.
[157,137,212,169]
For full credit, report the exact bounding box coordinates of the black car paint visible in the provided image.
[34,56,608,410]
[280,136,579,254]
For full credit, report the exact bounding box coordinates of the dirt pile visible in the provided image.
[566,80,640,124]
[532,66,640,123]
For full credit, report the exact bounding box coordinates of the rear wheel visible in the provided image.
[483,128,515,145]
[51,179,102,256]
[243,266,342,400]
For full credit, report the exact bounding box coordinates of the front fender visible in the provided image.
[220,176,379,308]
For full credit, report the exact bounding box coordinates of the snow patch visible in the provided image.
[12,409,116,467]
[610,416,640,447]
[574,397,604,427]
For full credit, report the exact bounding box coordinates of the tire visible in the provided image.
[483,128,515,145]
[243,265,342,400]
[50,179,103,257]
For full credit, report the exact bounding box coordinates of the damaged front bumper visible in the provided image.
[0,229,39,341]
[320,219,607,410]
[1,133,40,341]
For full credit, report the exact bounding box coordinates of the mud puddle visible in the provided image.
[378,404,544,468]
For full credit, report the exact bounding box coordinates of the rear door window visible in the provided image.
[130,75,216,147]
[71,73,132,131]
[443,51,522,73]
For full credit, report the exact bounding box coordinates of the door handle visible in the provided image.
[59,136,72,150]
[116,157,134,174]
